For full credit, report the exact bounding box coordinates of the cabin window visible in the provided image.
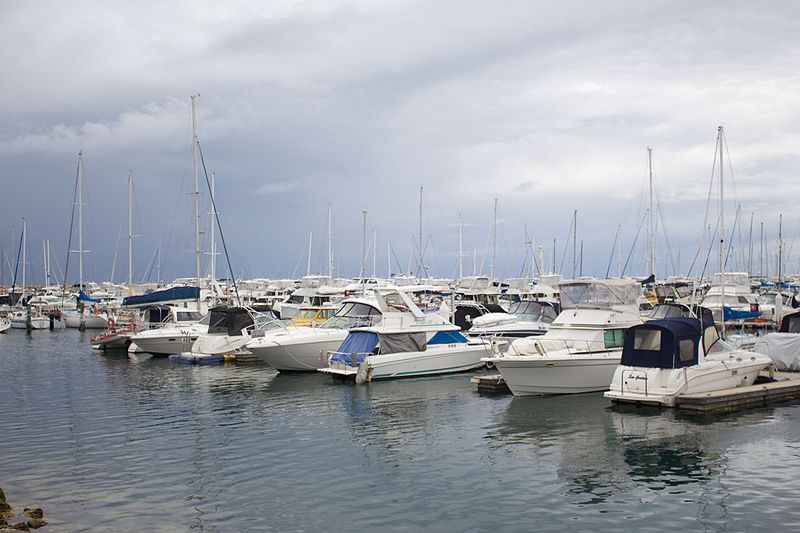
[633,330,661,351]
[678,340,695,362]
[604,329,625,349]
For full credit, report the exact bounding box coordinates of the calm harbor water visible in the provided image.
[1,329,800,532]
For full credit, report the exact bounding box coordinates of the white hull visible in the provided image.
[130,333,199,356]
[489,352,621,395]
[91,328,136,349]
[605,354,772,407]
[65,314,108,329]
[321,343,489,382]
[10,316,50,330]
[248,329,348,371]
[0,319,9,333]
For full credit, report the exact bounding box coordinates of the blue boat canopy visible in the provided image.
[428,330,468,345]
[723,306,761,321]
[78,290,101,303]
[330,331,379,366]
[621,318,702,369]
[122,286,200,307]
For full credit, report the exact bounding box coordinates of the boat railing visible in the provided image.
[324,350,374,370]
[507,338,610,357]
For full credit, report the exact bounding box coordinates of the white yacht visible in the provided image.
[170,306,282,364]
[484,279,642,396]
[128,308,207,357]
[246,297,383,371]
[0,315,9,333]
[468,300,559,338]
[92,305,206,350]
[605,316,773,407]
[319,288,490,383]
[700,272,759,324]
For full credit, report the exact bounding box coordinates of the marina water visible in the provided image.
[1,329,799,531]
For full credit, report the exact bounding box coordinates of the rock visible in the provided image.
[20,511,41,521]
[25,518,46,530]
[0,488,12,520]
[11,523,29,532]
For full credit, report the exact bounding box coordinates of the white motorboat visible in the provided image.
[468,300,559,338]
[246,298,383,371]
[0,314,10,333]
[92,305,203,350]
[64,308,110,329]
[170,306,281,364]
[484,279,642,396]
[605,316,773,407]
[128,308,207,357]
[319,288,490,383]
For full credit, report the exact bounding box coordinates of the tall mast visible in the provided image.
[327,202,333,280]
[157,237,162,285]
[490,198,497,280]
[191,95,201,288]
[748,211,754,275]
[360,210,367,280]
[647,147,655,277]
[458,213,464,280]
[387,242,391,278]
[128,170,133,289]
[43,240,51,287]
[418,186,423,276]
[718,126,725,337]
[778,213,783,284]
[209,171,217,282]
[78,150,84,290]
[372,229,377,278]
[21,218,26,297]
[306,229,313,277]
[760,221,764,277]
[572,209,577,279]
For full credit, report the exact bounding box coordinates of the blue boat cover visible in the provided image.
[621,317,701,369]
[122,286,200,307]
[428,330,468,345]
[330,331,379,366]
[78,290,101,303]
[723,306,762,321]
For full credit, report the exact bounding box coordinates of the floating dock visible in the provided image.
[473,370,800,413]
[675,371,800,413]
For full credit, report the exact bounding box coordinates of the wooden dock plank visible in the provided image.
[676,372,800,413]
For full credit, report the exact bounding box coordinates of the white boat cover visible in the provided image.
[752,333,800,371]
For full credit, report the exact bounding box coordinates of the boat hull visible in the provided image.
[605,354,772,407]
[10,316,50,330]
[489,352,621,396]
[248,330,348,371]
[320,343,489,382]
[65,314,108,329]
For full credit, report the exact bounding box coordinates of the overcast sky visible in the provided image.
[2,1,799,285]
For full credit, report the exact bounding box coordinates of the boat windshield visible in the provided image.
[320,302,381,330]
[559,281,638,310]
[507,301,558,323]
[176,310,204,322]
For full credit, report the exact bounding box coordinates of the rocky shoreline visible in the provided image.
[0,487,48,531]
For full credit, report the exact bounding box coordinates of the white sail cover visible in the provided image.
[752,333,800,371]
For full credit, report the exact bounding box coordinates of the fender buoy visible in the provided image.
[108,317,116,329]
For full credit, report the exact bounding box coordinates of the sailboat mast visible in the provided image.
[458,214,464,280]
[372,229,377,278]
[360,210,367,280]
[718,126,725,337]
[778,213,783,284]
[78,150,84,290]
[572,210,577,279]
[210,171,217,282]
[128,170,133,288]
[418,187,423,276]
[327,202,333,280]
[191,95,201,288]
[306,229,313,277]
[21,218,26,297]
[647,147,655,277]
[491,198,497,280]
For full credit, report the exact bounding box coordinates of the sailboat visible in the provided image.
[9,218,50,330]
[63,150,110,330]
